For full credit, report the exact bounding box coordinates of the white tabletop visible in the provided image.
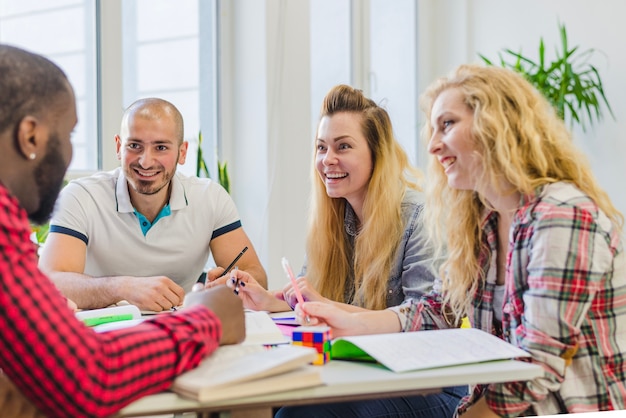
[117,358,543,417]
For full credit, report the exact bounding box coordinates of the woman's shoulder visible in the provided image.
[400,189,426,226]
[540,182,589,202]
[401,188,425,208]
[535,182,597,214]
[526,182,609,229]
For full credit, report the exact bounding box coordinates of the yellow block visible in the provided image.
[461,317,471,329]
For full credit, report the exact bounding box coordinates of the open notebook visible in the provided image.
[331,328,531,373]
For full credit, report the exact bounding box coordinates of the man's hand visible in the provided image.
[183,286,245,345]
[206,267,226,282]
[0,373,46,418]
[66,298,78,311]
[116,276,185,311]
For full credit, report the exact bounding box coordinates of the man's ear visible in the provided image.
[115,135,123,160]
[16,116,41,161]
[178,140,189,165]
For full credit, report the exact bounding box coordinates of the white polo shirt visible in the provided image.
[49,168,241,291]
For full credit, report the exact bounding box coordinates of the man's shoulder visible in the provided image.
[63,169,118,200]
[176,172,211,185]
[70,169,118,188]
[175,173,226,195]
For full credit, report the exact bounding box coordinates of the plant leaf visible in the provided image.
[478,21,614,131]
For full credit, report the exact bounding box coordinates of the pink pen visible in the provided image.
[281,257,310,323]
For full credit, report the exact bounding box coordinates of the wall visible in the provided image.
[417,0,626,224]
[227,0,626,289]
[222,0,311,289]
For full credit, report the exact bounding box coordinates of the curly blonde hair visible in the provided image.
[420,64,623,321]
[306,84,423,310]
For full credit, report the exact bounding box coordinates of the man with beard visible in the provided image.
[39,98,266,311]
[0,44,245,417]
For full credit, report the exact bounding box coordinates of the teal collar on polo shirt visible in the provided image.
[135,204,172,236]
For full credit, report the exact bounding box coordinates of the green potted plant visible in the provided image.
[480,23,614,131]
[31,222,50,253]
[196,131,230,193]
[31,179,68,252]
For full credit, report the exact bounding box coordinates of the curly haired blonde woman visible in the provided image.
[294,65,626,417]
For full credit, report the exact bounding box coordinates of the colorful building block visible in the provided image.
[291,326,332,365]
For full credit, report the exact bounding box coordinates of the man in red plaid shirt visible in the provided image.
[0,44,245,418]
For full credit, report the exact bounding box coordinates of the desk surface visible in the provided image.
[116,358,543,417]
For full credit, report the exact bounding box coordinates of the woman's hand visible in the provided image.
[208,269,290,312]
[294,301,358,337]
[280,276,327,308]
[295,302,402,338]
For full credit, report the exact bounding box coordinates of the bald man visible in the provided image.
[39,98,266,311]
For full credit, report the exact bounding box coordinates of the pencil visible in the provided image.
[221,246,248,277]
[281,257,310,323]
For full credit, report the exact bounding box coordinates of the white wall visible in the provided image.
[222,0,311,289]
[416,0,626,223]
[227,0,626,289]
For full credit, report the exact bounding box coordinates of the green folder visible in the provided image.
[330,339,376,363]
[83,313,135,327]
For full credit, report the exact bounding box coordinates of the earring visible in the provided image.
[29,153,36,160]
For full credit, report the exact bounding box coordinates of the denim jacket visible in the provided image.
[300,189,438,308]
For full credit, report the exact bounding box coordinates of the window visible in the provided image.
[121,0,218,177]
[0,0,97,171]
[0,0,219,176]
[309,0,351,132]
[369,0,418,164]
[309,0,419,164]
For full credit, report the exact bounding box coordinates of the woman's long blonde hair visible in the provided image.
[306,84,423,310]
[421,64,623,321]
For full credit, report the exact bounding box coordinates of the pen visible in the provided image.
[281,257,310,324]
[221,246,248,277]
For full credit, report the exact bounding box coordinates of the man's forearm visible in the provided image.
[47,271,122,309]
[246,265,268,289]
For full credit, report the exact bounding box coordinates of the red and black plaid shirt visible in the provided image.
[0,184,222,417]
